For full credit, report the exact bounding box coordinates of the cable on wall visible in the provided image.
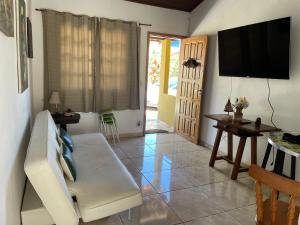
[267,79,277,167]
[267,79,277,128]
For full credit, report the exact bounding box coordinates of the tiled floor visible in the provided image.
[145,109,174,132]
[83,133,258,225]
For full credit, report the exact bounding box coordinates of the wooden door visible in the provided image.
[175,35,208,144]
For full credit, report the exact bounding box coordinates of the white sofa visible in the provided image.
[22,111,142,225]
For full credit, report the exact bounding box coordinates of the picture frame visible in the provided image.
[27,17,33,58]
[0,0,14,37]
[16,0,28,93]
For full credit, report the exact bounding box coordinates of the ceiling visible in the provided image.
[125,0,204,12]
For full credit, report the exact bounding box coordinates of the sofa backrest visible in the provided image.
[24,111,78,225]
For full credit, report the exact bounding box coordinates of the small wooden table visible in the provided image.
[52,113,80,131]
[205,114,281,180]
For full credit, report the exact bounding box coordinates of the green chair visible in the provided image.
[99,111,120,145]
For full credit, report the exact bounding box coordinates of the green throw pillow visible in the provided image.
[60,128,74,152]
[60,144,77,182]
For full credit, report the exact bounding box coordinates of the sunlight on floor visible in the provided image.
[145,109,174,133]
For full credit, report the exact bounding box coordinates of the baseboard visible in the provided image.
[200,140,213,150]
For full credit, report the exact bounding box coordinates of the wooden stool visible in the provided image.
[99,112,120,145]
[262,132,299,180]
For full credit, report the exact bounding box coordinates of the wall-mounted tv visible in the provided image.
[218,17,290,79]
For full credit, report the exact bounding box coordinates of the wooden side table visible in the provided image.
[52,113,80,131]
[262,132,300,180]
[205,114,281,180]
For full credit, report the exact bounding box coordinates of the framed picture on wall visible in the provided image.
[16,0,28,93]
[27,17,33,58]
[0,0,14,37]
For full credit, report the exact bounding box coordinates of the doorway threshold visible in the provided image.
[145,129,169,134]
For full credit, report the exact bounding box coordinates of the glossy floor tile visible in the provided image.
[120,144,156,158]
[196,178,256,211]
[176,166,228,186]
[227,204,256,225]
[184,212,241,225]
[120,195,182,225]
[79,215,123,225]
[129,170,158,196]
[148,142,206,156]
[129,155,172,173]
[174,141,209,152]
[107,134,260,225]
[143,169,195,193]
[160,188,224,222]
[163,151,212,169]
[119,137,146,146]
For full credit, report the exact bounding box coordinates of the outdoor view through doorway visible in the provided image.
[145,34,181,134]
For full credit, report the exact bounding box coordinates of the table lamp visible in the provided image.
[49,91,61,114]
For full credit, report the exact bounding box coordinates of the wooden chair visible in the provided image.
[249,165,300,225]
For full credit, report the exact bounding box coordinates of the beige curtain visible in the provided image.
[42,10,97,112]
[95,18,140,111]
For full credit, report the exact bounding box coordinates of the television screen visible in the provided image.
[218,17,290,79]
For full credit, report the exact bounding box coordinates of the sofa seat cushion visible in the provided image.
[67,133,142,222]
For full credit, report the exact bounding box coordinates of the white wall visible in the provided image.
[0,0,32,224]
[190,0,300,179]
[31,0,190,135]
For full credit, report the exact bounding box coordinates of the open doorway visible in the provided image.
[144,32,185,134]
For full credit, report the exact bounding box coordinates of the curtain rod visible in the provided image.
[35,8,152,27]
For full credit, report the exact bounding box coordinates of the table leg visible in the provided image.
[209,129,223,167]
[291,156,296,180]
[227,133,233,161]
[262,143,272,169]
[251,136,257,165]
[231,137,247,180]
[273,150,280,173]
[273,150,285,176]
[277,151,285,175]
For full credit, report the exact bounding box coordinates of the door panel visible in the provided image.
[175,35,208,144]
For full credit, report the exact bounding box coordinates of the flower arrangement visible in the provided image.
[232,97,249,121]
[232,97,249,110]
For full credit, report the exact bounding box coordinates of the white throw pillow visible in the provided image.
[59,144,77,182]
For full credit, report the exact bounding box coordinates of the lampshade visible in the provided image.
[49,91,61,105]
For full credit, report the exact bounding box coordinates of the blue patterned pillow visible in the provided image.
[60,128,74,152]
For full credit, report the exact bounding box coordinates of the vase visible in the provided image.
[234,107,243,121]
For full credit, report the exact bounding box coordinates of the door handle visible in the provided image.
[194,89,203,96]
[193,89,203,98]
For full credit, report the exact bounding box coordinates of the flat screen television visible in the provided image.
[218,17,290,79]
